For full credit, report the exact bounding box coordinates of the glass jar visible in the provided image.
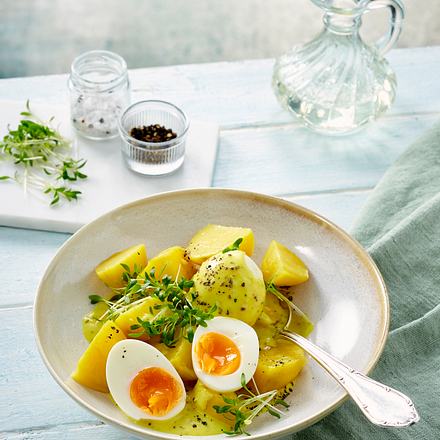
[273,0,404,135]
[118,100,189,176]
[68,50,130,140]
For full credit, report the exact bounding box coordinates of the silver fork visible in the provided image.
[271,289,420,427]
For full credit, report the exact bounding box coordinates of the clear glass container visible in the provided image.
[68,50,130,140]
[273,0,404,135]
[118,100,189,176]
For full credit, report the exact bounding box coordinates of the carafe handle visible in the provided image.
[365,0,405,56]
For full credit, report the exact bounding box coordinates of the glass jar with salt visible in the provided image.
[68,50,130,140]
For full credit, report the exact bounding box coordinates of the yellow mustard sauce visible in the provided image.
[136,388,232,436]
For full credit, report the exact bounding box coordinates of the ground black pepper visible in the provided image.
[130,124,177,143]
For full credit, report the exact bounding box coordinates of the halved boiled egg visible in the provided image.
[192,316,259,392]
[106,339,186,420]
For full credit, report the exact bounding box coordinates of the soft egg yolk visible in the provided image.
[196,332,241,375]
[130,367,182,417]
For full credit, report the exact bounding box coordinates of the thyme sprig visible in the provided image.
[0,100,87,205]
[89,265,216,347]
[214,374,289,436]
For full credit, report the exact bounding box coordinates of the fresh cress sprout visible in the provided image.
[0,100,87,205]
[213,373,289,436]
[88,264,216,347]
[266,281,314,337]
[129,269,217,346]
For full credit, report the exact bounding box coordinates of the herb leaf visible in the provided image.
[89,294,106,304]
[214,373,289,436]
[0,101,87,205]
[134,269,216,346]
[222,238,243,253]
[89,265,216,347]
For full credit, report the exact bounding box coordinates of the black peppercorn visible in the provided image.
[130,124,177,143]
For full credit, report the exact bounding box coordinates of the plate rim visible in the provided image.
[33,187,390,439]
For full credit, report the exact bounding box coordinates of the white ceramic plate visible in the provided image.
[34,189,389,440]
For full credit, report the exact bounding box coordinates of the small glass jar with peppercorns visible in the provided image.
[118,100,189,176]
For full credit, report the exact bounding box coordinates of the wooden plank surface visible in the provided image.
[0,228,68,307]
[0,47,439,128]
[1,46,440,439]
[0,308,96,432]
[214,114,438,194]
[5,423,122,440]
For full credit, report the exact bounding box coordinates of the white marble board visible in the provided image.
[0,100,218,233]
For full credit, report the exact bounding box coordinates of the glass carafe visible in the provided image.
[273,0,404,135]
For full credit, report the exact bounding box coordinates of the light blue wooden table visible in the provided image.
[1,46,439,439]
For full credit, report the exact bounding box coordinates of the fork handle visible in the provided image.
[281,330,419,427]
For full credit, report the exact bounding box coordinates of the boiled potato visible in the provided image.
[191,250,266,326]
[82,302,108,343]
[186,224,254,264]
[261,240,308,286]
[253,338,307,393]
[193,380,236,420]
[115,296,162,341]
[142,246,196,281]
[154,338,197,381]
[95,244,147,288]
[253,293,289,348]
[71,320,126,392]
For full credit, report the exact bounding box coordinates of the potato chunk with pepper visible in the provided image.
[142,246,196,281]
[72,320,126,392]
[115,296,162,341]
[253,338,307,393]
[186,224,254,264]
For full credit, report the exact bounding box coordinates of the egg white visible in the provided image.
[192,316,259,392]
[106,339,186,420]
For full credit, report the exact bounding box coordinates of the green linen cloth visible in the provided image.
[291,123,440,439]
